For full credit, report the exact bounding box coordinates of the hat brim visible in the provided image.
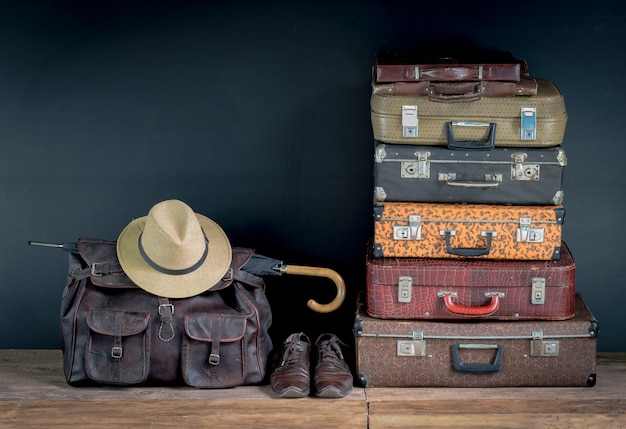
[116,213,232,298]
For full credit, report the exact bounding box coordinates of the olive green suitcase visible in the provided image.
[370,79,567,148]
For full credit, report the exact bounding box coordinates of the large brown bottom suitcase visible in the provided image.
[365,241,576,321]
[354,294,597,387]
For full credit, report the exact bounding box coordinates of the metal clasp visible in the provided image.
[521,107,537,140]
[516,217,544,243]
[400,151,430,179]
[402,105,418,137]
[511,152,540,181]
[531,330,559,356]
[393,215,421,241]
[531,277,546,305]
[398,276,412,303]
[208,353,220,365]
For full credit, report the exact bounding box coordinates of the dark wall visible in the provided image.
[1,0,625,352]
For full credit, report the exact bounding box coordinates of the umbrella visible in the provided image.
[28,241,345,313]
[28,241,79,253]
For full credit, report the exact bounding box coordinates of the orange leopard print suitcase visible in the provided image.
[373,202,564,260]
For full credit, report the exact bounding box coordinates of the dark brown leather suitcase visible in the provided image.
[365,241,576,320]
[373,57,537,100]
[374,142,566,205]
[374,52,524,83]
[354,294,598,387]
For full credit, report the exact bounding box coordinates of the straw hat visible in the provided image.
[116,199,232,298]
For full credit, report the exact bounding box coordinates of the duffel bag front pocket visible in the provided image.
[182,313,247,388]
[85,309,150,385]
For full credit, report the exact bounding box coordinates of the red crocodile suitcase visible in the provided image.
[354,293,598,388]
[365,241,576,320]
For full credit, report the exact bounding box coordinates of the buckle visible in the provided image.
[208,353,220,365]
[91,263,103,277]
[111,346,123,359]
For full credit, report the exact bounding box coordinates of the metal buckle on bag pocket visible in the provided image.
[91,263,104,277]
[111,346,123,359]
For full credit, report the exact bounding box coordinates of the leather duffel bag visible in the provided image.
[60,238,272,388]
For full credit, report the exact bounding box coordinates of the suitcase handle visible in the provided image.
[442,230,495,256]
[452,344,503,373]
[427,82,482,103]
[446,121,496,150]
[437,291,504,317]
[444,179,500,189]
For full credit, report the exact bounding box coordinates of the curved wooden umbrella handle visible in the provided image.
[281,265,346,313]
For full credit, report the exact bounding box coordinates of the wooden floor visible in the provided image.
[1,350,625,429]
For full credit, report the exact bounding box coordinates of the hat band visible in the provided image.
[137,232,209,276]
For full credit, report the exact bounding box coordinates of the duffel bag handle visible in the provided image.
[280,265,346,314]
[446,121,496,150]
[441,230,495,257]
[437,291,504,317]
[452,344,503,373]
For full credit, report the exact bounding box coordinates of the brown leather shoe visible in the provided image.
[270,332,311,398]
[314,333,353,398]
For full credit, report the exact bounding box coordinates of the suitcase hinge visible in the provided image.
[397,276,412,303]
[511,152,540,181]
[553,190,564,205]
[531,277,546,305]
[397,330,426,357]
[401,152,430,179]
[531,330,559,357]
[516,217,544,243]
[521,107,537,140]
[393,215,422,241]
[402,105,418,137]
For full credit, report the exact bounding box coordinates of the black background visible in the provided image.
[1,0,625,352]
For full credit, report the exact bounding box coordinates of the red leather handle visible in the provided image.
[438,292,503,317]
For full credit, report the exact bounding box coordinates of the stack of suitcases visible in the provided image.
[354,51,599,388]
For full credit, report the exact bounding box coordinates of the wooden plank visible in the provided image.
[0,350,367,429]
[2,350,626,429]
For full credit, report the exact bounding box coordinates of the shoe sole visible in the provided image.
[275,387,310,398]
[315,386,350,398]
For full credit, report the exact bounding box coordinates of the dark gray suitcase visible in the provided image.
[374,142,566,205]
[354,293,598,388]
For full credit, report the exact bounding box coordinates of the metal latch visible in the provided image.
[531,330,559,357]
[398,276,412,303]
[516,217,544,243]
[531,277,546,305]
[521,107,537,140]
[511,153,540,181]
[402,105,418,137]
[393,215,422,241]
[397,330,426,357]
[401,152,430,179]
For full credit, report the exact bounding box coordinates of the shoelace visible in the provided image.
[280,336,308,366]
[317,337,345,364]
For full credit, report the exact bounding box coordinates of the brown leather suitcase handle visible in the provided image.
[281,265,346,313]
